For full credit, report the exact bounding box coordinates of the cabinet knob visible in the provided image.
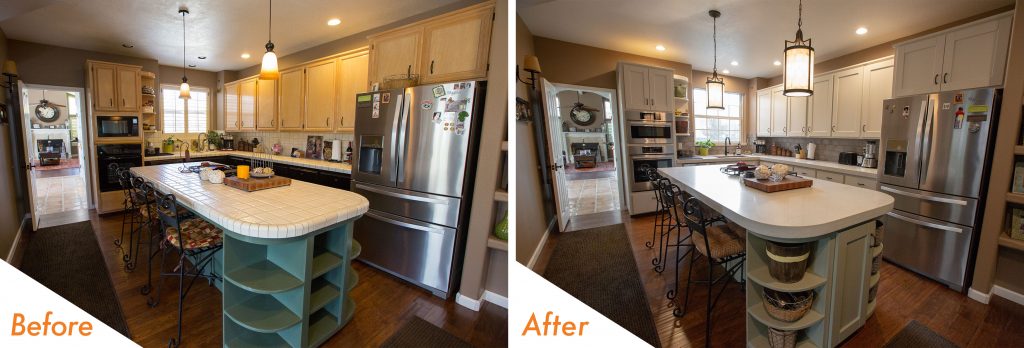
[943,73,949,84]
[862,124,867,132]
[934,74,939,85]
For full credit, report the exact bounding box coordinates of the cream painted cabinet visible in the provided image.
[831,67,864,138]
[770,86,788,137]
[892,36,944,97]
[368,27,421,85]
[807,75,834,137]
[256,79,277,130]
[116,67,140,112]
[830,224,872,346]
[788,96,808,137]
[278,68,305,131]
[92,64,118,111]
[647,68,674,112]
[619,63,673,112]
[338,53,369,131]
[861,60,893,138]
[238,78,257,130]
[420,5,493,84]
[223,81,240,131]
[304,59,338,131]
[756,89,772,136]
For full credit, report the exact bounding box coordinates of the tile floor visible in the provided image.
[567,176,621,216]
[34,173,87,215]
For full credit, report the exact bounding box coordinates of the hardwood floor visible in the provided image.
[536,210,1024,347]
[16,210,507,347]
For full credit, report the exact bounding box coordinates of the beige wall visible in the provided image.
[532,36,692,89]
[0,27,23,258]
[7,40,159,88]
[515,15,552,265]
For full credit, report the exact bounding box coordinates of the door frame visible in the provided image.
[547,82,626,225]
[22,84,93,213]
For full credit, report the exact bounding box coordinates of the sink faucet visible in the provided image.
[196,132,207,152]
[724,137,731,156]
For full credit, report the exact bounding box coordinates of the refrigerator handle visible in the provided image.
[919,97,935,182]
[396,91,412,184]
[389,93,405,184]
[885,212,963,234]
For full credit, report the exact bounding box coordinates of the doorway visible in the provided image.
[20,84,90,229]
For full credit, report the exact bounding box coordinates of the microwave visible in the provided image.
[96,115,139,138]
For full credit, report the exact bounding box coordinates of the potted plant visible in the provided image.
[206,131,223,150]
[161,136,176,154]
[696,139,715,156]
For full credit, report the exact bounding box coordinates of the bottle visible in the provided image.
[345,141,353,163]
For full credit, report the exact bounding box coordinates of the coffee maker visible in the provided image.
[221,135,235,151]
[862,141,878,168]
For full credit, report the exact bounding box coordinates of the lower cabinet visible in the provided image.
[830,223,873,346]
[816,170,845,183]
[629,190,658,215]
[845,176,878,190]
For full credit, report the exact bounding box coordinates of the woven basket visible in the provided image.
[871,244,884,275]
[763,288,814,322]
[872,221,885,247]
[766,241,811,283]
[869,283,879,303]
[768,328,797,348]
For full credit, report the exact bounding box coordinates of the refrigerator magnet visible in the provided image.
[942,102,951,110]
[458,111,469,122]
[446,99,467,112]
[382,92,391,104]
[432,85,446,98]
[433,112,442,124]
[373,94,380,102]
[421,100,433,110]
[953,93,964,104]
[954,107,965,129]
[372,109,380,119]
[456,123,465,135]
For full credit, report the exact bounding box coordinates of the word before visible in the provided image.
[521,311,589,336]
[11,312,93,336]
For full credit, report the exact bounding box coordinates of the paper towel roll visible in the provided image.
[331,140,342,161]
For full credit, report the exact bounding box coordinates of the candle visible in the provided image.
[237,165,250,180]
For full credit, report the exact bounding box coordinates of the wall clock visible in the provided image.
[569,103,598,127]
[33,99,63,123]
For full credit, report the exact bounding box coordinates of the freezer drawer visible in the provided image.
[879,185,978,226]
[354,210,457,297]
[880,210,973,290]
[352,182,462,228]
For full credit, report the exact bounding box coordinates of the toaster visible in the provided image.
[838,152,859,165]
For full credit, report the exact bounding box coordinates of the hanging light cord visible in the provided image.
[268,0,272,43]
[712,13,718,76]
[181,10,187,82]
[798,0,803,30]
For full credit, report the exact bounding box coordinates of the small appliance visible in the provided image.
[862,141,878,168]
[221,135,235,150]
[95,115,139,138]
[753,139,768,154]
[838,152,858,165]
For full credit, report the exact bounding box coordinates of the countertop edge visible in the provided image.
[144,151,353,174]
[676,155,879,179]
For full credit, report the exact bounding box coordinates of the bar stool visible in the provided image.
[671,193,746,348]
[113,165,134,250]
[644,166,674,273]
[148,191,223,348]
[137,181,190,296]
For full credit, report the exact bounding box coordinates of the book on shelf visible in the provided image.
[1014,162,1024,193]
[1012,208,1024,241]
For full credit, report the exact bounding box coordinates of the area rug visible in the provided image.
[542,224,662,347]
[18,221,131,338]
[31,158,81,171]
[380,316,472,348]
[883,320,959,348]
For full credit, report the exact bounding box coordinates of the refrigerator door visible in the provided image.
[879,95,931,189]
[919,88,998,198]
[352,89,406,188]
[352,182,463,228]
[880,184,979,226]
[354,209,458,298]
[397,81,481,197]
[880,210,973,291]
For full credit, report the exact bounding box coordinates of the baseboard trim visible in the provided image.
[526,218,556,270]
[455,292,481,311]
[993,285,1024,307]
[483,290,508,309]
[5,215,29,263]
[967,287,991,304]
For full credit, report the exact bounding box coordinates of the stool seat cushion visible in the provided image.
[140,203,189,220]
[693,224,746,260]
[166,219,223,250]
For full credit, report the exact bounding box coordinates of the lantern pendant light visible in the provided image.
[706,10,725,110]
[179,7,190,100]
[784,0,814,96]
[259,0,280,80]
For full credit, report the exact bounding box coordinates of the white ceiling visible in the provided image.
[518,0,1014,79]
[0,0,464,71]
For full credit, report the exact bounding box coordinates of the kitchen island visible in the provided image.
[131,163,369,347]
[659,165,893,348]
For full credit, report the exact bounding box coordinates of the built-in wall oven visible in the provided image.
[96,115,139,138]
[625,111,672,144]
[630,155,674,191]
[96,144,142,192]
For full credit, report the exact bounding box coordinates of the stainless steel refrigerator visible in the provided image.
[351,81,485,298]
[878,88,1000,292]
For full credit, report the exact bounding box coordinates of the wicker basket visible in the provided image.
[869,283,879,303]
[768,328,797,348]
[871,244,883,275]
[766,241,811,283]
[872,220,885,247]
[763,288,814,322]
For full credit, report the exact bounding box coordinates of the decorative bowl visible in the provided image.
[208,170,225,184]
[754,165,772,180]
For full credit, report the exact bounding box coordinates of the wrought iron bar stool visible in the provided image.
[137,181,190,296]
[113,164,135,251]
[644,166,674,273]
[148,191,223,348]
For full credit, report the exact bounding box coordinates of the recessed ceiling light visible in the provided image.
[856,27,868,35]
[198,56,206,59]
[327,18,341,26]
[773,60,782,66]
[121,43,134,48]
[722,69,730,74]
[730,61,738,66]
[241,53,251,59]
[655,44,666,51]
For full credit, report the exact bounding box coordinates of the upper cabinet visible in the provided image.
[756,89,772,136]
[369,2,494,85]
[224,81,240,131]
[861,60,894,138]
[770,86,789,137]
[807,75,834,137]
[116,67,140,112]
[618,63,674,113]
[338,52,369,131]
[831,66,865,138]
[90,61,140,112]
[304,59,338,131]
[278,67,305,131]
[893,13,1011,97]
[238,78,257,131]
[256,79,277,130]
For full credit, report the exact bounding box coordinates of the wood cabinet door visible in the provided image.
[256,79,277,130]
[893,36,943,97]
[223,82,239,131]
[368,27,421,85]
[861,60,893,138]
[830,223,872,346]
[756,89,772,136]
[278,68,305,130]
[115,66,139,111]
[621,64,649,111]
[420,6,492,83]
[807,75,834,137]
[338,53,369,131]
[770,87,788,136]
[940,15,1012,91]
[304,60,338,131]
[238,78,257,130]
[92,64,118,111]
[647,68,674,113]
[832,67,864,138]
[788,96,808,137]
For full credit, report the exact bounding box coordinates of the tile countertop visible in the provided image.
[676,154,879,178]
[144,150,352,174]
[659,164,894,240]
[131,163,369,239]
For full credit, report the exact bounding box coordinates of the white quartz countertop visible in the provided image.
[131,163,368,239]
[659,165,893,240]
[676,154,879,178]
[144,150,352,174]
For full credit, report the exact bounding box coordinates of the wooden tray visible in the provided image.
[224,176,292,192]
[743,176,813,193]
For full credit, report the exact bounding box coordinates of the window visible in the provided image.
[161,85,208,134]
[692,88,742,143]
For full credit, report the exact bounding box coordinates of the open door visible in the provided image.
[540,78,570,231]
[17,81,39,231]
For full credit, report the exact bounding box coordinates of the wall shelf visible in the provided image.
[487,235,508,251]
[225,259,303,294]
[1007,192,1024,205]
[998,235,1024,252]
[224,294,301,333]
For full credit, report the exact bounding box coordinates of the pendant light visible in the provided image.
[178,7,190,99]
[784,0,814,96]
[706,10,724,110]
[259,0,280,80]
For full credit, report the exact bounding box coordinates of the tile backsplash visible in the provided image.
[229,131,355,155]
[762,137,875,162]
